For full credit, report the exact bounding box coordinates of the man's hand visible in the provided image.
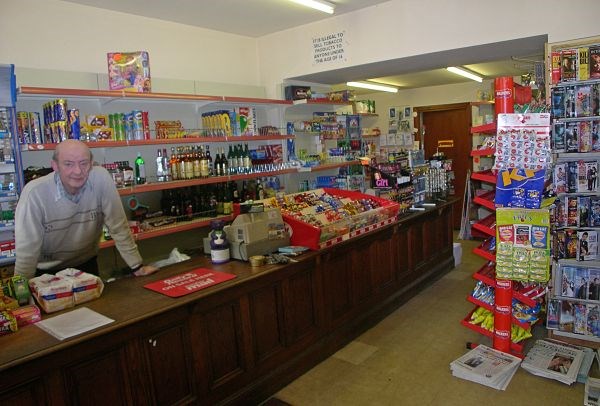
[133,265,159,277]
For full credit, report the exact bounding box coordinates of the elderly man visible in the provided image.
[15,139,158,279]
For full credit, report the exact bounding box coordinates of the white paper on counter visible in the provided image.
[35,307,115,340]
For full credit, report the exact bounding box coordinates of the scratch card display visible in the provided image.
[494,113,551,171]
[495,169,545,209]
[496,208,550,282]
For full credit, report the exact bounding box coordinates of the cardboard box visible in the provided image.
[285,86,311,101]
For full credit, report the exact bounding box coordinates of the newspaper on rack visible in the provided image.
[521,339,585,385]
[450,344,522,390]
[585,377,600,406]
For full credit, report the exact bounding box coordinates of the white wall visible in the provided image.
[258,0,600,97]
[0,0,260,88]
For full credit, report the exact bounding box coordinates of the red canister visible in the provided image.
[494,76,514,116]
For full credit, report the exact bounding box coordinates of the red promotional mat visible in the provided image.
[143,268,236,298]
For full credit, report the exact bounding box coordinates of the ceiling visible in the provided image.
[61,0,546,91]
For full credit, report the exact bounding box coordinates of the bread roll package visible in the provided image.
[28,274,74,313]
[56,268,104,305]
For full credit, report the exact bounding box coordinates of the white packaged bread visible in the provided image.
[56,268,104,305]
[28,274,74,313]
[29,269,104,313]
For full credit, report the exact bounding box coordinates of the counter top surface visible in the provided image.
[0,198,457,372]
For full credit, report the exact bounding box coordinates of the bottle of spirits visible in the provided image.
[223,182,232,215]
[220,147,229,176]
[243,143,251,173]
[200,146,210,178]
[213,147,222,176]
[170,147,179,181]
[227,145,235,174]
[256,178,265,200]
[205,145,213,176]
[162,148,171,181]
[134,152,146,185]
[156,149,165,182]
[192,145,202,179]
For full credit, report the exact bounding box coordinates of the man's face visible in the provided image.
[51,144,91,195]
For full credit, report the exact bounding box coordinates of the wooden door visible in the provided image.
[415,103,471,229]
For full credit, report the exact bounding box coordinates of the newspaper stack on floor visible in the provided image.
[450,345,522,390]
[521,339,585,385]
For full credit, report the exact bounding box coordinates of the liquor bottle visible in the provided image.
[241,180,250,202]
[134,152,146,185]
[178,147,186,180]
[223,182,232,215]
[236,144,244,173]
[205,145,213,176]
[220,147,229,176]
[230,181,239,203]
[256,178,265,200]
[243,143,251,173]
[227,145,235,174]
[213,147,222,176]
[121,161,134,187]
[200,146,210,178]
[162,148,171,181]
[170,147,179,181]
[184,146,194,180]
[192,145,202,179]
[215,183,224,215]
[156,149,165,182]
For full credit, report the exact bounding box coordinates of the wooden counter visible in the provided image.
[0,199,456,405]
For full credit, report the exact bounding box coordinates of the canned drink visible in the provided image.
[54,99,68,122]
[67,109,80,140]
[116,113,125,141]
[131,110,143,140]
[56,121,68,142]
[124,112,134,140]
[29,112,43,144]
[141,111,151,139]
[16,112,30,144]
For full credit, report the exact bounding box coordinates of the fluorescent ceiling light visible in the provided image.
[290,0,335,14]
[446,67,483,82]
[346,81,398,93]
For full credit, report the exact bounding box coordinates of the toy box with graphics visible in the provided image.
[107,51,151,93]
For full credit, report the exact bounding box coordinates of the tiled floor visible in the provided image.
[273,237,586,405]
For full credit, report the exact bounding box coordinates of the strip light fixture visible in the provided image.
[346,81,398,93]
[446,67,483,83]
[290,0,335,14]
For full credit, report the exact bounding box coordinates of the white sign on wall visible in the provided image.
[312,31,347,65]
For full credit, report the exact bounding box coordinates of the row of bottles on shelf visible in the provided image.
[160,178,281,220]
[102,142,291,187]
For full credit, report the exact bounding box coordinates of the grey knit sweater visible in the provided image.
[15,166,142,279]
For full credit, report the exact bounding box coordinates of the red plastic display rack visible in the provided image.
[461,306,525,355]
[473,262,496,285]
[470,122,497,134]
[473,190,496,211]
[471,169,497,184]
[472,244,496,262]
[470,148,496,157]
[472,213,496,237]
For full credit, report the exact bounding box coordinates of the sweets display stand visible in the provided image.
[261,188,400,250]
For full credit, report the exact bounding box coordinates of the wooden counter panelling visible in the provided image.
[0,199,457,405]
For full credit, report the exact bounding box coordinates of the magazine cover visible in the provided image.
[580,121,593,152]
[587,304,600,336]
[575,303,588,334]
[579,47,590,81]
[107,51,151,92]
[566,229,578,259]
[579,196,591,227]
[559,300,575,332]
[567,161,578,192]
[576,85,592,117]
[576,267,590,299]
[552,87,566,118]
[566,86,577,118]
[589,268,600,301]
[554,162,567,194]
[578,161,598,192]
[553,122,566,152]
[591,197,600,226]
[561,266,577,297]
[567,196,578,226]
[554,230,566,259]
[590,45,600,79]
[561,48,578,82]
[547,299,560,329]
[565,122,579,153]
[593,85,600,117]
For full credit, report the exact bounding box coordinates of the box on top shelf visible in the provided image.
[107,51,151,93]
[260,188,400,250]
